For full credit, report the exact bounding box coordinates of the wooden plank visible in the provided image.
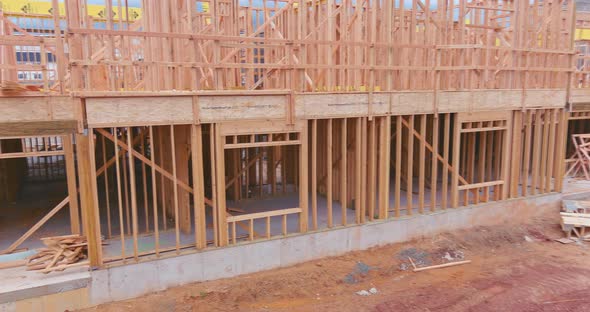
[501,114,514,200]
[0,121,78,138]
[62,135,80,235]
[407,116,415,214]
[418,115,426,213]
[75,133,103,267]
[341,118,347,225]
[539,109,550,194]
[367,118,377,220]
[430,115,439,212]
[113,127,127,260]
[214,124,228,245]
[531,111,542,195]
[546,109,556,192]
[378,116,390,219]
[394,116,402,217]
[451,115,461,208]
[510,112,523,198]
[191,125,206,249]
[441,114,450,209]
[299,120,309,233]
[522,111,533,196]
[148,126,160,255]
[126,128,139,260]
[311,119,318,230]
[226,208,302,222]
[355,117,362,224]
[327,119,333,227]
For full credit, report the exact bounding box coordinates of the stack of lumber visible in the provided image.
[560,200,590,239]
[26,234,88,273]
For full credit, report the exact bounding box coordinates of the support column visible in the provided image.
[510,111,523,198]
[378,116,391,219]
[213,124,228,246]
[451,115,461,208]
[76,132,103,267]
[299,122,309,233]
[175,125,191,234]
[191,125,206,249]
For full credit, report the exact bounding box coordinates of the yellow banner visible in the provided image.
[0,0,142,21]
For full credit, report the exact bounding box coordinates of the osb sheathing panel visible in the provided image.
[523,89,565,108]
[394,92,435,115]
[199,95,286,122]
[82,89,566,127]
[0,97,75,122]
[570,89,590,104]
[438,90,519,112]
[296,93,372,118]
[86,97,193,127]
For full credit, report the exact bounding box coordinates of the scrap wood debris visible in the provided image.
[410,259,472,272]
[560,200,590,240]
[26,234,88,273]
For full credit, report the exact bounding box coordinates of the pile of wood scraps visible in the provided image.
[560,200,590,241]
[26,234,89,273]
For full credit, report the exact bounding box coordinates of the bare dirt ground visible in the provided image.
[81,214,590,312]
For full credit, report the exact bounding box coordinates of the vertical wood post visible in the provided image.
[299,121,309,233]
[76,132,103,267]
[214,124,228,246]
[191,125,206,249]
[378,116,391,219]
[451,115,461,208]
[63,134,80,234]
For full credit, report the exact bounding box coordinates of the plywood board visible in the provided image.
[199,95,286,122]
[0,97,75,122]
[86,97,193,127]
[296,93,372,118]
[524,90,565,108]
[571,89,590,104]
[392,92,434,115]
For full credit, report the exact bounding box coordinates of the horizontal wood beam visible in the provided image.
[0,121,78,137]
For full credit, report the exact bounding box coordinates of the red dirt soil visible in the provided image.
[79,215,590,312]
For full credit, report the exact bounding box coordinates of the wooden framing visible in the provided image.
[0,0,579,270]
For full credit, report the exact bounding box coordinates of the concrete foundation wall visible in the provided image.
[0,192,564,311]
[87,193,562,306]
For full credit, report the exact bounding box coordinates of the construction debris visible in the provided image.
[554,238,577,244]
[560,200,590,239]
[412,260,472,273]
[26,234,88,273]
[356,290,370,296]
[355,287,378,296]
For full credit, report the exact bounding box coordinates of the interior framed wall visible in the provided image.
[212,120,308,246]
